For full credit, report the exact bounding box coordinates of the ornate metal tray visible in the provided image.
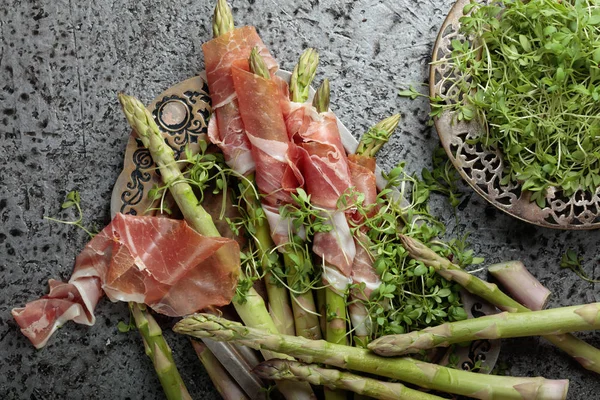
[431,0,600,230]
[110,71,500,373]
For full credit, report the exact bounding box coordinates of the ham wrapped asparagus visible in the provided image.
[234,48,321,340]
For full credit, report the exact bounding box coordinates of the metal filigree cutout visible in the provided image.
[110,75,212,216]
[431,0,600,230]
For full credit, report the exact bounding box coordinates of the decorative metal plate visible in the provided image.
[110,70,499,373]
[431,0,600,230]
[110,73,211,217]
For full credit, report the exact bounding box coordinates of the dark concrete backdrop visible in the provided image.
[0,0,598,398]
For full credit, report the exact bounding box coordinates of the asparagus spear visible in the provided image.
[400,234,600,373]
[174,313,570,400]
[290,48,319,103]
[284,250,322,340]
[212,0,234,38]
[130,303,192,400]
[212,6,296,339]
[284,49,322,340]
[249,47,270,79]
[307,80,350,400]
[488,261,551,311]
[355,114,401,158]
[254,359,446,400]
[316,287,327,335]
[191,340,250,400]
[239,177,295,336]
[248,47,322,340]
[118,93,315,400]
[307,79,349,347]
[369,302,600,356]
[312,78,330,113]
[349,114,401,344]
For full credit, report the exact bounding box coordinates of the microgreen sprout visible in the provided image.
[560,248,600,284]
[428,0,600,206]
[44,190,97,238]
[146,141,236,217]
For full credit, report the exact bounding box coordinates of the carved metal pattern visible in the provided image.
[431,0,600,230]
[118,141,154,215]
[111,76,212,216]
[449,290,501,374]
[152,85,212,159]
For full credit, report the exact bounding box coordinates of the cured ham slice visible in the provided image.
[346,154,382,338]
[288,108,352,210]
[285,103,355,282]
[12,214,240,348]
[263,204,305,248]
[207,100,254,175]
[232,60,303,206]
[12,278,102,349]
[203,26,277,109]
[313,211,356,279]
[347,154,378,210]
[203,26,278,175]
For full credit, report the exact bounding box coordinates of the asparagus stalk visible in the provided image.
[174,314,570,400]
[118,95,222,237]
[311,79,350,400]
[312,79,330,113]
[369,303,600,356]
[130,303,192,400]
[191,340,250,400]
[355,114,401,158]
[290,48,319,103]
[239,176,295,336]
[309,78,348,346]
[488,261,551,311]
[316,287,327,335]
[212,0,234,38]
[325,288,348,346]
[248,48,321,340]
[284,48,322,340]
[249,47,270,79]
[254,359,446,400]
[118,94,315,400]
[348,114,401,345]
[400,234,600,373]
[283,250,322,340]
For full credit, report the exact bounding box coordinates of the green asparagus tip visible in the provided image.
[249,47,271,80]
[212,0,234,38]
[117,93,159,146]
[312,78,330,113]
[376,114,401,136]
[290,48,319,103]
[356,113,401,157]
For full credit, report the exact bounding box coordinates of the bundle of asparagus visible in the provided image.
[118,0,600,395]
[174,313,570,400]
[15,0,600,398]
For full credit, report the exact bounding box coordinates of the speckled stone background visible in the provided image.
[1,0,598,399]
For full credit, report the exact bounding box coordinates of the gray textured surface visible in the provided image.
[0,0,598,399]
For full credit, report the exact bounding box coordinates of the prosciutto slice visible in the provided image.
[346,154,382,337]
[347,154,378,211]
[288,107,351,210]
[12,214,239,348]
[285,104,355,282]
[231,60,303,207]
[203,26,278,175]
